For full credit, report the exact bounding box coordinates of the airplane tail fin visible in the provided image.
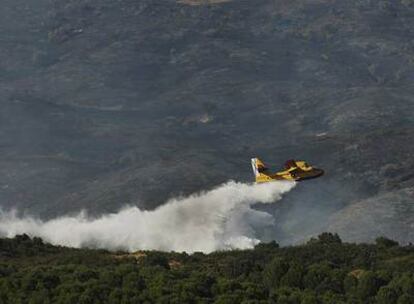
[251,158,270,182]
[251,158,260,178]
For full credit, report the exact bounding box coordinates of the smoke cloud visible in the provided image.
[0,181,295,253]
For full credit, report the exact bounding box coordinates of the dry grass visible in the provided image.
[113,251,147,261]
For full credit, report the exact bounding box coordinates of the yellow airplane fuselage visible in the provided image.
[252,158,324,183]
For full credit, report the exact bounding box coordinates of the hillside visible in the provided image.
[0,234,414,303]
[0,0,413,245]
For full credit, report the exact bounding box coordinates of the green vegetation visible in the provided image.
[1,233,414,303]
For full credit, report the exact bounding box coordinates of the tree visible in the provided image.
[143,253,170,269]
[397,294,414,304]
[357,271,380,300]
[122,272,145,291]
[254,241,279,250]
[107,288,122,304]
[390,273,414,295]
[41,273,60,290]
[303,263,332,291]
[301,292,318,304]
[343,274,358,294]
[214,294,243,304]
[263,258,289,289]
[241,282,267,301]
[376,286,398,304]
[280,264,304,289]
[28,289,51,304]
[317,233,342,244]
[375,237,399,248]
[269,287,301,304]
[321,291,346,304]
[74,267,98,283]
[400,275,414,295]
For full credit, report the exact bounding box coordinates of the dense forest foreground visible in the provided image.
[0,234,414,303]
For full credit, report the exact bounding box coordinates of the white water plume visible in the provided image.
[0,181,295,253]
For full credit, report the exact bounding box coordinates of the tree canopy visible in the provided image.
[0,233,413,303]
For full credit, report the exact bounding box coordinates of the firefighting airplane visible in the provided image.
[251,158,324,183]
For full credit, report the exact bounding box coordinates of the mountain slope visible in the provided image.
[0,0,413,244]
